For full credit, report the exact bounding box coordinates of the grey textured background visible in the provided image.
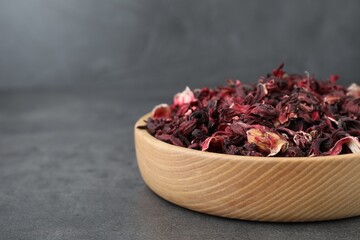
[0,0,360,239]
[1,0,360,91]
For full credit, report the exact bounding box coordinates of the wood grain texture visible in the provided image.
[134,113,360,222]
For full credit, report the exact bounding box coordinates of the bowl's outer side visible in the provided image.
[134,114,360,222]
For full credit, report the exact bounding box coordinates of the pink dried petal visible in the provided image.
[293,131,313,149]
[278,110,298,125]
[201,135,225,152]
[230,103,251,114]
[188,142,200,149]
[184,109,192,117]
[246,128,289,156]
[176,103,191,116]
[298,103,314,112]
[324,94,341,104]
[151,104,172,119]
[347,83,360,99]
[278,112,289,125]
[174,86,195,106]
[326,136,360,155]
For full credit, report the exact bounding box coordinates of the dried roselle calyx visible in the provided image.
[272,63,285,78]
[201,135,226,153]
[323,94,342,105]
[247,103,278,119]
[347,83,360,99]
[293,131,313,150]
[285,146,305,157]
[246,127,289,156]
[342,98,360,119]
[144,64,360,157]
[325,136,360,155]
[178,119,197,135]
[151,104,172,120]
[338,117,360,130]
[174,86,195,106]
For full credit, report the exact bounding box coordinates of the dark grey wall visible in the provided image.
[0,0,359,90]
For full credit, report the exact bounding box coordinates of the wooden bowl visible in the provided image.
[134,113,360,222]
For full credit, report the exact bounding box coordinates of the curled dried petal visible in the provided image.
[326,136,360,155]
[151,104,172,119]
[309,138,332,156]
[174,86,195,106]
[246,128,289,156]
[324,94,341,105]
[347,83,360,99]
[201,135,225,153]
[293,131,313,149]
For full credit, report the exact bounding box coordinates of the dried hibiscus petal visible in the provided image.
[342,98,360,119]
[285,146,305,157]
[325,136,360,155]
[151,104,172,120]
[179,119,197,135]
[174,86,195,106]
[143,64,360,157]
[246,127,289,156]
[201,135,225,153]
[293,131,313,150]
[347,83,360,99]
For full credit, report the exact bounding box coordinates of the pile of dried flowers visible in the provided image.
[140,64,360,157]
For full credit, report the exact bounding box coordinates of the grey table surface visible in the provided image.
[1,0,360,239]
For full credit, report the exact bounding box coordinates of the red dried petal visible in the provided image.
[342,98,360,119]
[326,136,360,155]
[151,104,172,119]
[330,74,339,84]
[247,104,278,118]
[272,63,285,78]
[201,135,225,152]
[145,64,359,157]
[179,119,197,135]
[324,94,341,104]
